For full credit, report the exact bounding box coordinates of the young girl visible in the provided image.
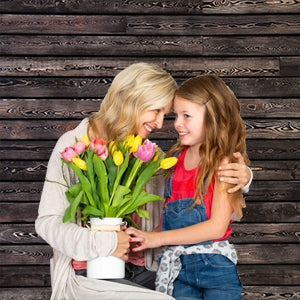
[126,75,250,299]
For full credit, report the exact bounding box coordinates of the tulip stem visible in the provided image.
[125,159,142,188]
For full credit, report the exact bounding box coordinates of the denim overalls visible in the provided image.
[159,157,243,300]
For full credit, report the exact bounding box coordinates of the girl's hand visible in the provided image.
[218,152,251,194]
[111,230,130,261]
[125,227,161,252]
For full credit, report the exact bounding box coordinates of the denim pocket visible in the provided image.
[206,254,235,268]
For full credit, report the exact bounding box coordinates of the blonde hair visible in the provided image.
[89,63,177,142]
[168,75,249,220]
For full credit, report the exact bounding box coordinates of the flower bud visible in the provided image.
[61,147,77,162]
[130,135,142,153]
[160,157,178,170]
[81,134,89,148]
[113,150,124,166]
[72,157,87,170]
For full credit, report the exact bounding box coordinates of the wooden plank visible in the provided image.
[241,202,300,223]
[249,160,299,181]
[1,14,299,35]
[1,139,298,161]
[0,266,50,287]
[1,181,299,203]
[0,35,204,56]
[1,98,298,120]
[1,223,298,244]
[280,57,300,77]
[0,244,299,265]
[1,202,298,223]
[0,288,52,300]
[0,57,280,77]
[235,244,300,264]
[0,77,299,98]
[0,286,299,299]
[203,36,300,56]
[0,182,43,202]
[242,286,300,300]
[0,245,52,265]
[0,0,199,14]
[1,35,299,57]
[237,265,300,285]
[1,0,299,14]
[202,0,300,14]
[229,223,300,243]
[0,265,298,286]
[0,224,45,244]
[244,181,300,202]
[246,140,300,160]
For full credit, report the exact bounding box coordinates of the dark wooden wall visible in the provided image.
[0,1,299,299]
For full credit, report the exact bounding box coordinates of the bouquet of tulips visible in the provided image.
[49,134,177,227]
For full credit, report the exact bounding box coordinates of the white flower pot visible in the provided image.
[87,217,125,279]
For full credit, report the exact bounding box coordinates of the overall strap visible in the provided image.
[163,151,180,198]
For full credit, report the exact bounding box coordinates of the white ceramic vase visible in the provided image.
[87,217,125,279]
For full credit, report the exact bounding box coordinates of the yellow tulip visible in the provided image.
[72,157,87,170]
[130,135,142,153]
[108,141,117,154]
[123,135,135,150]
[113,150,124,166]
[153,149,159,162]
[81,134,89,148]
[160,157,178,170]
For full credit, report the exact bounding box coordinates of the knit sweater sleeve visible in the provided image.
[35,120,117,260]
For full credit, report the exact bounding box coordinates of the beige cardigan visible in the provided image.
[35,118,173,300]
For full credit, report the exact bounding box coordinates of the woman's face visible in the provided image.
[137,101,173,139]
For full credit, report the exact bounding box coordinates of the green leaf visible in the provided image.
[107,155,117,195]
[136,208,149,220]
[86,149,95,186]
[63,190,84,223]
[81,205,104,218]
[67,161,95,207]
[111,185,131,208]
[93,154,109,212]
[67,182,82,197]
[132,153,165,201]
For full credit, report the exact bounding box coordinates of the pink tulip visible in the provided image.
[61,147,77,162]
[90,138,109,159]
[73,141,86,155]
[135,139,157,162]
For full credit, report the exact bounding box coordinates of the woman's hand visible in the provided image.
[218,152,251,193]
[111,230,130,261]
[125,227,161,252]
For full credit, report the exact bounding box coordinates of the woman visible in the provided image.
[35,63,251,299]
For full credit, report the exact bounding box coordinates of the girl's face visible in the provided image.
[137,101,173,139]
[174,95,206,150]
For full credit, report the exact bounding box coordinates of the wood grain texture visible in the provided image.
[0,0,299,295]
[1,36,299,56]
[1,14,299,35]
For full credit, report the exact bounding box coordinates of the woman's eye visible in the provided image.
[184,114,190,118]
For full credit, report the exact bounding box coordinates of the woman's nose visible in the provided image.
[154,113,164,129]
